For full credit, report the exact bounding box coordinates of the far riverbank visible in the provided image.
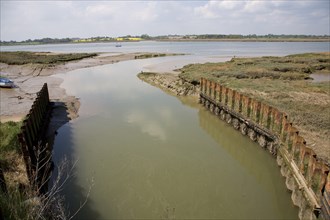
[0,52,178,123]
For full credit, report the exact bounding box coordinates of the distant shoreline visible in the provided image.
[156,38,330,42]
[1,37,329,46]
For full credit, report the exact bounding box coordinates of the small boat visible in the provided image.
[0,78,14,88]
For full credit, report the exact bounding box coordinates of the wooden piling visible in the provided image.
[17,83,53,190]
[199,78,330,219]
[0,167,7,194]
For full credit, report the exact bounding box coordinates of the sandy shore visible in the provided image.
[0,52,152,123]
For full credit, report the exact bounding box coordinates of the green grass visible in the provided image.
[0,121,22,168]
[0,121,21,153]
[0,186,36,220]
[137,71,157,77]
[135,53,167,59]
[179,53,330,83]
[0,121,26,219]
[0,121,68,219]
[0,51,98,65]
[134,53,185,59]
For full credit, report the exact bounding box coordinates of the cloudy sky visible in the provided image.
[1,0,329,41]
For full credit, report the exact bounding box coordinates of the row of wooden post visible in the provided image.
[17,83,52,187]
[200,78,330,215]
[0,168,7,193]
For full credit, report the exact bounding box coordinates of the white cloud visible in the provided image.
[218,0,244,10]
[134,2,159,22]
[243,1,272,13]
[126,110,167,141]
[85,4,116,17]
[0,0,329,41]
[193,0,329,35]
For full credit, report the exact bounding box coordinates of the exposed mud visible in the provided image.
[137,72,200,97]
[0,52,158,124]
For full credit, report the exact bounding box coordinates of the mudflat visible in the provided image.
[0,52,162,122]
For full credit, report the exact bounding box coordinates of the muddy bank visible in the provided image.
[0,52,165,123]
[138,72,200,97]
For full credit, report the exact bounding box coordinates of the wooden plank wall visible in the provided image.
[17,83,52,190]
[200,77,330,218]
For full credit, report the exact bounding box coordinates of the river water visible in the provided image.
[54,58,299,219]
[3,41,329,219]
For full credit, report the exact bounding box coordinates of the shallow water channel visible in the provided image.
[51,56,299,219]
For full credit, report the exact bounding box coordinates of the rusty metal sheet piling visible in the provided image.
[199,78,330,220]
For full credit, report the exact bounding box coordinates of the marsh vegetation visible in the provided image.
[0,51,97,65]
[178,52,330,163]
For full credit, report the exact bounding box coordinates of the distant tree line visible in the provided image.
[192,34,329,39]
[0,37,78,45]
[1,34,329,45]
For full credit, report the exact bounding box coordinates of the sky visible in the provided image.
[1,0,329,41]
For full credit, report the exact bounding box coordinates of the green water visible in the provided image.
[53,58,298,219]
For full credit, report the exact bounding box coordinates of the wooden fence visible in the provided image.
[200,78,330,219]
[17,83,53,192]
[0,167,7,193]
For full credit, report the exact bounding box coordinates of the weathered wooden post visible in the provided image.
[18,132,33,183]
[292,135,304,165]
[280,115,289,143]
[286,125,298,153]
[250,100,261,124]
[261,105,272,129]
[227,88,233,109]
[219,85,224,104]
[321,173,330,219]
[272,108,282,136]
[231,90,236,110]
[215,83,221,104]
[0,167,7,194]
[311,161,329,200]
[241,95,250,118]
[17,83,52,187]
[234,92,242,113]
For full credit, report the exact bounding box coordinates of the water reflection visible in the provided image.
[53,57,298,219]
[195,103,299,219]
[126,110,167,141]
[199,107,281,189]
[310,73,330,82]
[51,123,102,219]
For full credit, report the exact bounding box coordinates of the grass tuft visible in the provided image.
[0,121,21,155]
[0,51,97,65]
